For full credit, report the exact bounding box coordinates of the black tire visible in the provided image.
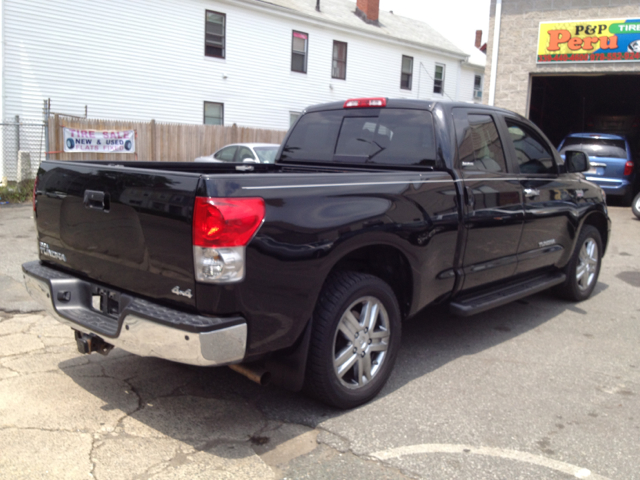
[304,271,401,409]
[556,225,602,302]
[632,192,640,219]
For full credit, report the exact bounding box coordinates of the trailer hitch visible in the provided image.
[74,331,114,356]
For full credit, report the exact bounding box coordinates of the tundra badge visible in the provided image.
[171,286,193,299]
[39,242,67,262]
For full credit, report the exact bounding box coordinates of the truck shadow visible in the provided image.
[58,282,609,460]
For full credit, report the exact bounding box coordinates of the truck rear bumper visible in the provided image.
[22,261,247,367]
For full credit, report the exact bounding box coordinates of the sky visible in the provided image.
[378,0,492,53]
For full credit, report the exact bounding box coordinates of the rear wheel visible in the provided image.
[632,192,640,219]
[305,271,401,409]
[556,225,602,302]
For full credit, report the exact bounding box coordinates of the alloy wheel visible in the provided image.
[332,296,390,389]
[576,238,599,291]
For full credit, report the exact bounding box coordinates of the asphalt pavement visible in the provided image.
[1,202,639,479]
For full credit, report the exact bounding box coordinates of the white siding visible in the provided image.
[3,0,478,129]
[460,66,485,104]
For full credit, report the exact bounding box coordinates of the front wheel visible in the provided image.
[304,271,401,409]
[632,192,640,219]
[556,225,602,302]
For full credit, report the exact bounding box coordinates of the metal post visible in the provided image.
[43,99,50,161]
[15,115,20,152]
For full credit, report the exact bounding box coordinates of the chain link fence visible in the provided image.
[1,117,47,183]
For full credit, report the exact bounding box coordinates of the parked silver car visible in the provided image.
[194,143,280,164]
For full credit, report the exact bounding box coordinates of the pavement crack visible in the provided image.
[89,433,100,479]
[112,379,144,431]
[315,426,352,453]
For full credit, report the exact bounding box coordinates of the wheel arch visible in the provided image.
[266,243,412,394]
[323,243,414,320]
[580,210,610,256]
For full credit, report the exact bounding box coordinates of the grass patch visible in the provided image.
[0,179,35,204]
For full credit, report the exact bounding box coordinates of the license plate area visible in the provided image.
[91,287,120,318]
[587,166,604,176]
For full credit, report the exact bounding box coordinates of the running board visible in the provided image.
[450,272,566,317]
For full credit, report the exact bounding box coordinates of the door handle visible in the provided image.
[83,190,110,212]
[524,188,540,198]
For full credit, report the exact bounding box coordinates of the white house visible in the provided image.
[0,0,485,180]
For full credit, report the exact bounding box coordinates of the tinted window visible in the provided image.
[281,108,436,166]
[254,147,278,163]
[282,110,343,162]
[456,114,506,172]
[559,137,627,159]
[214,146,237,162]
[506,120,556,174]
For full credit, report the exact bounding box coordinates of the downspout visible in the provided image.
[0,0,5,185]
[488,0,502,106]
[455,61,462,101]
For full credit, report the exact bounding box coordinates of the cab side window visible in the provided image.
[455,114,507,172]
[505,120,556,174]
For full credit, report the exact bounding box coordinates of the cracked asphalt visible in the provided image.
[1,203,639,479]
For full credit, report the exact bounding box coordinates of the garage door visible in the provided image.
[529,74,640,152]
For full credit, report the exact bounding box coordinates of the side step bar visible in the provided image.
[450,272,566,317]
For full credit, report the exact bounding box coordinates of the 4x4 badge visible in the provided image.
[171,286,193,299]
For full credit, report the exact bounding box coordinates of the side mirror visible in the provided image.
[242,157,259,164]
[564,150,590,173]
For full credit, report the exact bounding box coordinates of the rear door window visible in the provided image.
[454,113,507,172]
[281,108,436,166]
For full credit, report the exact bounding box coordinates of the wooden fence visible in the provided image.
[48,115,287,162]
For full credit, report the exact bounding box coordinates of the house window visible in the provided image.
[434,64,445,94]
[292,31,308,73]
[205,11,225,58]
[401,55,413,90]
[332,41,347,79]
[474,75,483,100]
[204,102,223,125]
[290,112,301,127]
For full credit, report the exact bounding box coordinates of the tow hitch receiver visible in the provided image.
[74,331,114,356]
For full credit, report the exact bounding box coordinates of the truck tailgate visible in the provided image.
[35,161,200,310]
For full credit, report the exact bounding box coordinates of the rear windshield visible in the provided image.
[559,137,627,159]
[280,108,436,166]
[254,146,278,163]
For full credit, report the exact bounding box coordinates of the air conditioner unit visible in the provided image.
[474,90,483,99]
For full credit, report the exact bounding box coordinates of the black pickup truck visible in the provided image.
[23,98,610,408]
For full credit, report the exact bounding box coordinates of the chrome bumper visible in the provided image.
[22,261,247,367]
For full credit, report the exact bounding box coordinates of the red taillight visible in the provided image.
[343,97,387,108]
[624,161,634,176]
[32,177,38,212]
[193,197,265,248]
